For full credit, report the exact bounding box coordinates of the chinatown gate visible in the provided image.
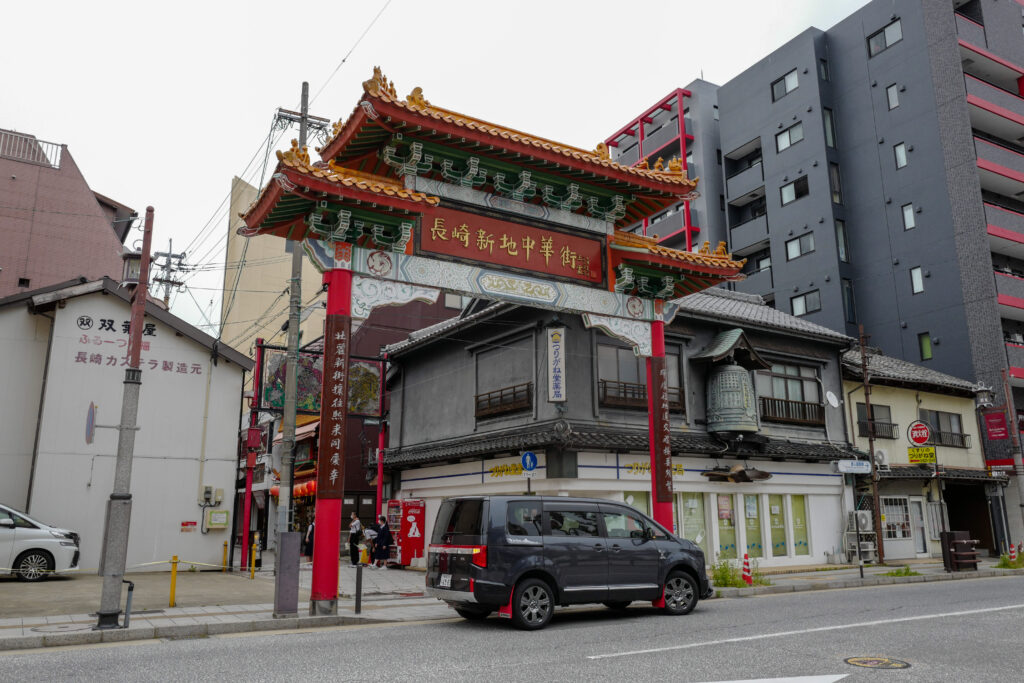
[241,68,745,615]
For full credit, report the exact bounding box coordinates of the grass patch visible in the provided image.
[994,553,1024,569]
[710,558,771,587]
[882,565,921,577]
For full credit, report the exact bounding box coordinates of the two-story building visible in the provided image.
[381,288,865,568]
[842,349,1009,559]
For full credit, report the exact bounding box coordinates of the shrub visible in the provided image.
[994,553,1024,569]
[882,565,920,577]
[710,558,770,587]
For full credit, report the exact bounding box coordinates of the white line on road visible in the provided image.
[587,603,1024,660]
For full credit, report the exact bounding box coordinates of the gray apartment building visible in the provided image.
[610,0,1024,430]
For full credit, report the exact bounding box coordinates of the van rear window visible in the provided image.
[431,499,484,543]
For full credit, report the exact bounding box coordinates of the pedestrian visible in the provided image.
[304,519,315,562]
[373,514,393,568]
[363,525,378,566]
[348,512,363,567]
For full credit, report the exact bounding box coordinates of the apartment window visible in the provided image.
[755,363,823,425]
[910,266,924,294]
[819,58,830,81]
[829,163,843,204]
[755,254,772,271]
[719,194,725,211]
[842,278,857,323]
[780,176,809,205]
[918,332,933,361]
[902,203,916,230]
[868,18,903,57]
[886,84,900,110]
[894,142,908,168]
[823,108,837,149]
[771,69,799,101]
[775,122,804,152]
[597,343,682,412]
[856,403,897,439]
[920,408,969,447]
[713,105,720,121]
[786,232,815,260]
[835,219,850,263]
[790,289,821,316]
[716,149,722,165]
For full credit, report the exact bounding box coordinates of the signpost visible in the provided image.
[521,451,537,493]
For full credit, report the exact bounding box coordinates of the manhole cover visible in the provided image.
[31,624,94,633]
[845,657,911,669]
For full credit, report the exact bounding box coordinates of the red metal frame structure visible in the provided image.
[604,89,697,250]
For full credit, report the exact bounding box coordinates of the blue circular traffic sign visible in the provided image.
[521,451,537,471]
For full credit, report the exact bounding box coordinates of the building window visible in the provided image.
[780,176,809,206]
[790,289,821,316]
[894,142,908,168]
[597,343,682,412]
[785,232,815,260]
[775,122,804,152]
[444,293,466,309]
[881,497,911,540]
[823,108,837,149]
[842,278,857,323]
[755,363,823,425]
[902,203,916,230]
[920,408,970,448]
[819,58,830,81]
[856,403,897,439]
[474,382,533,418]
[829,163,843,204]
[910,266,924,294]
[713,105,720,121]
[17,278,30,288]
[835,219,850,263]
[918,332,933,361]
[771,69,799,101]
[886,84,900,110]
[868,18,903,57]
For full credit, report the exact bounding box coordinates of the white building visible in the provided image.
[0,277,251,572]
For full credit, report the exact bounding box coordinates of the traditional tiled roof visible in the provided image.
[879,464,1007,483]
[610,231,746,271]
[320,67,698,195]
[674,288,853,344]
[383,302,510,356]
[842,349,979,396]
[379,419,863,467]
[690,328,769,369]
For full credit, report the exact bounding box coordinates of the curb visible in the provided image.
[0,613,392,652]
[712,568,1023,599]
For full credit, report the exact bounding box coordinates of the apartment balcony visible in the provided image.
[1005,341,1024,374]
[734,265,772,296]
[995,270,1024,321]
[758,397,825,426]
[730,214,769,256]
[965,76,1024,145]
[975,136,1024,198]
[959,40,1023,94]
[643,123,681,158]
[857,420,899,440]
[986,202,1024,258]
[954,12,986,48]
[726,161,765,202]
[648,209,685,242]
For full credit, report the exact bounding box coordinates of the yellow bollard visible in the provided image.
[169,555,178,607]
[249,543,256,580]
[222,541,228,573]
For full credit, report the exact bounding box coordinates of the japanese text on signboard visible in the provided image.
[649,355,673,502]
[316,314,351,498]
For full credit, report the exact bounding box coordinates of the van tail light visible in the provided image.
[470,546,487,568]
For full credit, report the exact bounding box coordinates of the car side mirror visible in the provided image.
[0,519,14,528]
[644,526,656,540]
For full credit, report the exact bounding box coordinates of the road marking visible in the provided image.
[0,639,162,656]
[587,603,1024,660]
[694,677,848,683]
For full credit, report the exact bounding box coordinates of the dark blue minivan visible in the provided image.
[425,495,711,630]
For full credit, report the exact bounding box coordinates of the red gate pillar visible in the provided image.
[310,268,353,615]
[647,315,674,531]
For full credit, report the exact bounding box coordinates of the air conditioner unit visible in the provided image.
[859,541,876,552]
[874,449,890,472]
[848,510,873,532]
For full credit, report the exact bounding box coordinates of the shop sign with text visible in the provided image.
[547,327,566,402]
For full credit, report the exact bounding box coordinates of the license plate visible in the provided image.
[438,573,452,588]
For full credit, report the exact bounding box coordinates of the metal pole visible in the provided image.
[95,206,154,630]
[273,84,309,619]
[854,505,864,579]
[1000,369,1024,533]
[376,353,387,517]
[859,325,885,564]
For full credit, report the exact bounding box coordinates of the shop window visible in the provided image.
[792,495,810,555]
[769,494,788,556]
[743,494,764,558]
[716,494,737,560]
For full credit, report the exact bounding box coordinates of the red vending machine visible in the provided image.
[387,499,425,567]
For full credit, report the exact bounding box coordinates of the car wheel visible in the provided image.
[15,550,53,582]
[455,606,493,621]
[662,571,697,615]
[602,601,631,610]
[510,578,554,630]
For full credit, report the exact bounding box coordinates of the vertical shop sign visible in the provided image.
[316,314,351,498]
[547,327,566,402]
[650,355,673,502]
[983,411,1008,440]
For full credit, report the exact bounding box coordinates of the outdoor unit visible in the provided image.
[847,510,872,532]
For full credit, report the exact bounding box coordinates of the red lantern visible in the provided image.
[308,480,317,496]
[270,485,280,498]
[293,483,301,498]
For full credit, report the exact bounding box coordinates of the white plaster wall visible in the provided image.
[27,294,244,571]
[1008,480,1023,547]
[0,307,50,510]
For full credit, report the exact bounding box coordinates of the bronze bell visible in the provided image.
[706,362,759,434]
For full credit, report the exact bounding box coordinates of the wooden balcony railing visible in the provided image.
[475,382,532,418]
[926,431,972,449]
[758,396,825,425]
[857,420,899,439]
[598,379,683,412]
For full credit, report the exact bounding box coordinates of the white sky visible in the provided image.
[1,0,869,334]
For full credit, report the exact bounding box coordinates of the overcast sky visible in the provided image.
[1,0,869,333]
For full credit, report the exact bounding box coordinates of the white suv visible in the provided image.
[0,504,80,581]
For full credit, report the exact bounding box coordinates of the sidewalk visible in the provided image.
[1,558,1020,651]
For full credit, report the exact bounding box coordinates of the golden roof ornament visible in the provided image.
[636,158,649,170]
[653,157,665,171]
[362,66,396,98]
[667,157,682,173]
[406,86,430,108]
[698,241,711,254]
[277,139,310,166]
[714,241,729,256]
[593,142,611,161]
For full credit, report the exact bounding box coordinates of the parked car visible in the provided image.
[0,504,80,581]
[425,495,711,630]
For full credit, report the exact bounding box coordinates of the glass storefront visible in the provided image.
[769,494,788,556]
[743,494,763,558]
[717,494,737,560]
[681,492,707,554]
[792,494,809,555]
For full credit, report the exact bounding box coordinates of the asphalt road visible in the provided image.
[3,576,1023,682]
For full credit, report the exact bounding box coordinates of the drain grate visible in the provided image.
[845,656,911,669]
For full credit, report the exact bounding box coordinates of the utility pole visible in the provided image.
[95,206,155,629]
[1000,369,1024,533]
[858,325,885,565]
[152,239,187,306]
[273,82,311,619]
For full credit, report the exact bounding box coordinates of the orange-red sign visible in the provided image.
[419,207,603,284]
